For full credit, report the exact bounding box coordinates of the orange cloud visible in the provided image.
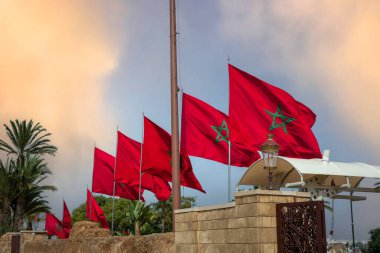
[218,0,380,154]
[0,0,127,203]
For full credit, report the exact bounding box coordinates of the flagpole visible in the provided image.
[170,0,181,231]
[139,113,144,201]
[228,140,231,202]
[111,126,119,233]
[90,189,93,222]
[89,145,94,220]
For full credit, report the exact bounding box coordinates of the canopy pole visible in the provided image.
[350,192,356,250]
[228,141,231,202]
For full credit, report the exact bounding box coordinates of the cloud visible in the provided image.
[217,0,380,158]
[0,0,127,209]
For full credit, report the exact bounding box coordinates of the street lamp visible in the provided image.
[261,134,279,190]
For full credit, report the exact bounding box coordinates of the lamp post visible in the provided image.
[261,134,279,190]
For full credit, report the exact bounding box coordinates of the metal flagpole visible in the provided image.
[170,0,181,231]
[228,141,231,202]
[90,191,93,221]
[139,113,144,201]
[89,142,96,220]
[111,126,119,233]
[86,184,91,220]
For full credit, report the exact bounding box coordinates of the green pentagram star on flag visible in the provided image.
[211,120,229,143]
[265,105,295,134]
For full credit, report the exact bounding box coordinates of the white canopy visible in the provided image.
[239,157,380,192]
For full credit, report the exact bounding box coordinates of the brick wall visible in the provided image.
[175,189,310,253]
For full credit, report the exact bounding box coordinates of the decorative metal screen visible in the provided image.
[276,201,326,253]
[11,234,20,253]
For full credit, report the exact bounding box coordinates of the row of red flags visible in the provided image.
[45,201,72,239]
[92,117,205,203]
[91,64,321,204]
[45,64,322,233]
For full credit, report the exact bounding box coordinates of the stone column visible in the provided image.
[175,189,310,253]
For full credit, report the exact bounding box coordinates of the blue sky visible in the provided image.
[0,0,379,240]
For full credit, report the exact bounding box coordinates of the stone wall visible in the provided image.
[0,233,14,253]
[23,233,175,253]
[175,189,310,253]
[1,222,174,253]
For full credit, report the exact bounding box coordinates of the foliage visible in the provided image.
[127,201,152,236]
[72,196,133,233]
[367,228,380,253]
[71,195,198,235]
[150,196,197,233]
[0,119,57,233]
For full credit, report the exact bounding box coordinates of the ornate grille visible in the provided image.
[276,201,326,253]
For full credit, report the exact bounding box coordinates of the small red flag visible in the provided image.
[181,93,260,167]
[45,212,65,239]
[142,116,205,193]
[228,64,322,159]
[62,201,72,238]
[86,189,109,229]
[115,131,171,201]
[92,147,143,201]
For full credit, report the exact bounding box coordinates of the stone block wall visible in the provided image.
[175,189,310,253]
[0,231,47,253]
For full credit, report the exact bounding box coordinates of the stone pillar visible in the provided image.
[20,231,47,253]
[175,189,310,253]
[0,232,18,253]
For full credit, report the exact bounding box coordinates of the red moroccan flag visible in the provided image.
[228,64,322,158]
[115,131,171,201]
[86,189,109,229]
[181,93,260,167]
[92,147,143,201]
[142,116,205,193]
[62,201,72,238]
[45,212,65,239]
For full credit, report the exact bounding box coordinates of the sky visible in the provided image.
[0,0,379,241]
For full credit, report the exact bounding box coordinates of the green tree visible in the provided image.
[71,195,198,236]
[71,196,134,234]
[127,201,152,236]
[0,119,57,232]
[367,228,380,253]
[151,196,197,233]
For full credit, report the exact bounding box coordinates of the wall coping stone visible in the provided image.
[20,231,47,235]
[6,232,20,236]
[235,189,310,198]
[175,202,235,214]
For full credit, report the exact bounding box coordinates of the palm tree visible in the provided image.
[0,119,57,232]
[0,159,18,233]
[21,156,56,229]
[0,119,57,165]
[127,201,152,236]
